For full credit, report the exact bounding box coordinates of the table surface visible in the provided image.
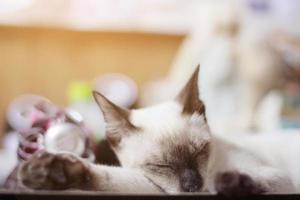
[0,190,298,200]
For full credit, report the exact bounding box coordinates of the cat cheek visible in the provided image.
[196,148,210,174]
[201,142,210,156]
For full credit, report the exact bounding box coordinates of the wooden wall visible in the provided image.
[0,25,184,139]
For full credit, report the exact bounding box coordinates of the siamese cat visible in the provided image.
[18,66,297,197]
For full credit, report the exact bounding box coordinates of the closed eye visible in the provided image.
[145,163,175,170]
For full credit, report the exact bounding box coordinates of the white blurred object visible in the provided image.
[0,0,33,14]
[141,0,241,135]
[0,132,18,186]
[0,0,205,34]
[44,123,85,156]
[256,91,283,131]
[141,0,300,134]
[93,73,138,108]
[0,0,299,35]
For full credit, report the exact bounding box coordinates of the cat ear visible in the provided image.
[176,65,205,115]
[93,91,138,146]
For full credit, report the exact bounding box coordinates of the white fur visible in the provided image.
[130,101,184,138]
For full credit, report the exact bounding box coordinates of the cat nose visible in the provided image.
[180,169,203,192]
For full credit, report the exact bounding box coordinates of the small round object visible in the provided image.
[44,123,85,156]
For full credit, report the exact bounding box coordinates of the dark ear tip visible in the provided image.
[186,64,200,84]
[92,90,99,95]
[92,90,102,98]
[194,64,200,76]
[92,91,106,103]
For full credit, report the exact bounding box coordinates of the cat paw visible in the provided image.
[19,151,91,190]
[214,171,266,198]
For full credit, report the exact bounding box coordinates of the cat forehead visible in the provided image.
[130,101,207,138]
[130,101,182,134]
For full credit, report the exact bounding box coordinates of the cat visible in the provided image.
[18,66,297,197]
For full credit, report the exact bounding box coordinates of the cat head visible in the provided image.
[93,65,211,193]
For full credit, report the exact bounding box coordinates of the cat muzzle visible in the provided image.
[179,169,203,192]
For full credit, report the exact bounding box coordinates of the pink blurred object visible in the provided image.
[6,94,95,162]
[6,95,57,131]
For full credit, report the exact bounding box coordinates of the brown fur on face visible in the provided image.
[142,132,210,192]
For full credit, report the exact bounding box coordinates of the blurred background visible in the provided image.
[1,0,300,190]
